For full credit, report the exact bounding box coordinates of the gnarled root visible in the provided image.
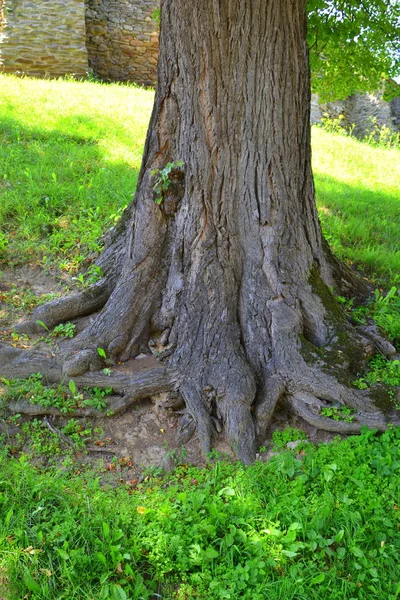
[13,211,130,335]
[0,343,175,417]
[15,280,113,334]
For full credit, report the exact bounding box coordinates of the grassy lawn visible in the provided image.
[313,127,400,287]
[0,75,153,272]
[0,75,400,599]
[0,74,399,287]
[1,428,400,599]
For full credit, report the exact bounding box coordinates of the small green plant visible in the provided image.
[53,322,76,339]
[36,319,49,332]
[320,405,355,422]
[151,160,184,204]
[72,264,104,288]
[83,386,113,411]
[320,113,355,137]
[151,7,160,23]
[0,230,9,258]
[68,379,77,396]
[271,427,307,448]
[364,117,400,149]
[353,355,400,390]
[86,264,104,285]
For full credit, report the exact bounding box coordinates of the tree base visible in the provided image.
[1,272,399,463]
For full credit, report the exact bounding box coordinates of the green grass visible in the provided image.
[0,75,153,272]
[1,427,400,599]
[312,127,400,287]
[0,74,399,290]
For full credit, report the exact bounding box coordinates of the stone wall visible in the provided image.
[0,0,88,78]
[311,92,400,138]
[85,0,159,86]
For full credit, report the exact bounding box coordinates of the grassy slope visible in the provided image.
[0,76,400,599]
[0,75,153,271]
[0,75,399,287]
[312,127,400,286]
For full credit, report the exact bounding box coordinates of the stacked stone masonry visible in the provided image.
[311,92,400,138]
[0,0,159,85]
[0,0,88,78]
[85,0,159,86]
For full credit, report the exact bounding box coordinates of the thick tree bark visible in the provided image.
[1,0,399,461]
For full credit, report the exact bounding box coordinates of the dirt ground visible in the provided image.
[0,266,338,476]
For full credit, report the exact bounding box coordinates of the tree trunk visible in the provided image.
[2,0,399,462]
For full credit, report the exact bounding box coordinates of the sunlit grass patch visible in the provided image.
[312,127,400,287]
[0,75,154,272]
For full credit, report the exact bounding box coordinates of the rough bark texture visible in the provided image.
[1,0,399,462]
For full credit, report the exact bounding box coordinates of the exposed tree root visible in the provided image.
[0,343,175,418]
[15,280,113,334]
[289,391,400,432]
[0,343,62,382]
[8,395,135,418]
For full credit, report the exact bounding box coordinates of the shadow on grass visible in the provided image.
[0,115,140,265]
[314,173,400,285]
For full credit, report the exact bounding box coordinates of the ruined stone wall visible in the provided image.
[85,0,159,86]
[0,0,88,78]
[311,92,400,137]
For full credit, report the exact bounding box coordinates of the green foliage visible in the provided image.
[82,386,112,411]
[363,117,400,149]
[53,322,76,339]
[307,0,400,100]
[353,355,400,390]
[72,265,103,287]
[0,286,59,313]
[151,161,184,205]
[338,287,400,348]
[61,419,104,449]
[320,405,355,422]
[21,418,63,456]
[271,427,307,448]
[2,427,400,598]
[371,288,400,346]
[4,417,103,457]
[151,8,160,23]
[97,347,107,359]
[4,373,76,413]
[3,374,113,413]
[0,230,8,258]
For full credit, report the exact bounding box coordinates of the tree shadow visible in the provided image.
[0,115,141,265]
[314,173,400,284]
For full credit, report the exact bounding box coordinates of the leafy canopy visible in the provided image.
[307,0,400,100]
